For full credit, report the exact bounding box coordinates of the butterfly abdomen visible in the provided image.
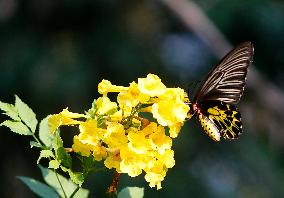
[198,113,221,141]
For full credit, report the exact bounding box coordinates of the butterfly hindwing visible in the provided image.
[199,101,242,140]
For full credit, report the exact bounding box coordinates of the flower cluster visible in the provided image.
[49,74,190,189]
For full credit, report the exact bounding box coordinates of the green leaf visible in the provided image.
[39,116,56,148]
[56,147,72,168]
[52,132,63,151]
[68,170,84,187]
[118,187,144,198]
[1,120,32,135]
[17,176,59,198]
[30,141,42,148]
[0,101,20,121]
[97,115,106,128]
[37,150,55,164]
[49,160,60,169]
[15,95,38,133]
[39,165,89,198]
[61,167,85,187]
[80,155,96,173]
[86,99,97,118]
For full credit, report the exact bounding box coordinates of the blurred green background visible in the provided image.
[1,0,284,197]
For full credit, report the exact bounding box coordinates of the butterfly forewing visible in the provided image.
[199,101,242,140]
[194,41,254,104]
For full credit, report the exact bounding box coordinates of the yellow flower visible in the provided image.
[72,136,93,157]
[158,88,188,101]
[138,74,166,97]
[92,144,107,161]
[155,149,175,168]
[118,82,149,108]
[78,120,106,144]
[152,98,189,128]
[127,129,151,154]
[48,109,85,133]
[120,145,148,177]
[144,161,166,190]
[169,122,183,138]
[73,120,108,159]
[96,96,118,115]
[98,80,128,95]
[109,110,123,122]
[104,149,121,171]
[140,122,157,137]
[149,125,172,154]
[103,122,128,149]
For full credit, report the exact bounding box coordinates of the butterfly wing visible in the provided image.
[199,101,242,140]
[194,41,254,104]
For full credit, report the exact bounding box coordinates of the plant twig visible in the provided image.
[69,185,80,198]
[107,171,121,195]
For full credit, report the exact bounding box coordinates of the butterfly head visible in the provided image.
[187,103,200,119]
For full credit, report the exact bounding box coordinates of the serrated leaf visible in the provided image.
[1,120,32,135]
[52,132,63,151]
[60,167,84,187]
[39,165,89,198]
[49,160,60,169]
[30,141,42,148]
[86,99,97,118]
[81,155,96,173]
[68,170,84,187]
[15,95,38,133]
[37,150,55,164]
[56,147,72,168]
[39,116,55,148]
[0,101,20,121]
[118,187,144,198]
[17,176,59,198]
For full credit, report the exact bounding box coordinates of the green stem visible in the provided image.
[123,103,142,128]
[32,133,43,146]
[55,171,67,198]
[69,186,80,198]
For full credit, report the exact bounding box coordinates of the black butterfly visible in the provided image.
[188,42,254,141]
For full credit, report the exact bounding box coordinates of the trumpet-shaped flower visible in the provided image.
[98,80,128,95]
[117,82,149,109]
[144,161,166,190]
[48,109,85,133]
[72,136,93,157]
[152,97,189,134]
[96,96,118,115]
[104,149,121,171]
[104,122,128,149]
[127,128,152,154]
[149,125,172,154]
[138,74,166,97]
[120,145,149,177]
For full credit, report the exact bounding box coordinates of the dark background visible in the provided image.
[1,0,284,197]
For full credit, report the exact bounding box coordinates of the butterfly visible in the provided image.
[188,42,254,141]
